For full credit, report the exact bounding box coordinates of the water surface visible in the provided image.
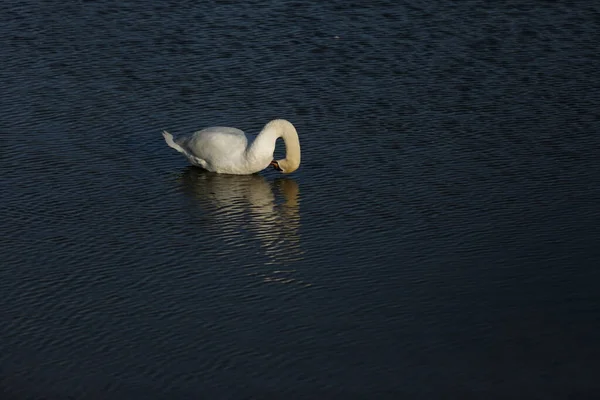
[2,1,600,398]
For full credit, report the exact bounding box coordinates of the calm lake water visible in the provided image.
[2,1,600,398]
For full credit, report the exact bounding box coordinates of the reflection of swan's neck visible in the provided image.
[246,119,301,173]
[278,179,300,208]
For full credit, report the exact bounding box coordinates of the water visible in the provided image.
[2,1,600,398]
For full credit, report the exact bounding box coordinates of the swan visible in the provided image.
[162,119,300,175]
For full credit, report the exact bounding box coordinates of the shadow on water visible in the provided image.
[177,167,308,286]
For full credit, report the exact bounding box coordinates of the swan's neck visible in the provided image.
[247,119,301,173]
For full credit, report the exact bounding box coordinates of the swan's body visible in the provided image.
[162,119,300,175]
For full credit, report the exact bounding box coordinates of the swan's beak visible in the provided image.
[270,160,283,172]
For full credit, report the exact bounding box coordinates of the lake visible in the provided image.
[2,1,599,398]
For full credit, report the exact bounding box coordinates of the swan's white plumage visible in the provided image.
[162,119,300,175]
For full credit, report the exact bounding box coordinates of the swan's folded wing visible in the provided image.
[185,127,248,161]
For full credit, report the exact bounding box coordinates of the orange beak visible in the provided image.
[270,160,283,171]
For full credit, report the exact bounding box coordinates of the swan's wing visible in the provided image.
[181,127,248,164]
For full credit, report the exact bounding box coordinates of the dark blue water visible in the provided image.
[2,1,600,398]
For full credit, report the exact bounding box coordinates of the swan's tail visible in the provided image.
[162,130,185,153]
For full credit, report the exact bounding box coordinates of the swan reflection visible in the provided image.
[178,167,307,286]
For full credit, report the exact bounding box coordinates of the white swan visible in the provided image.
[162,119,300,175]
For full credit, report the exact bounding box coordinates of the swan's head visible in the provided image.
[270,159,299,174]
